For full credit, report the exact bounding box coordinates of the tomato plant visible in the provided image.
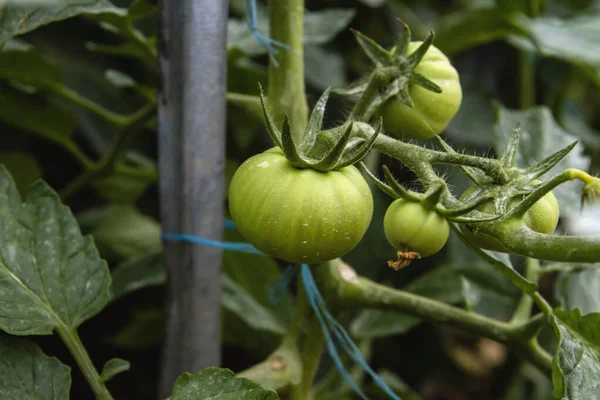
[383,198,449,257]
[460,184,560,252]
[378,41,463,140]
[229,147,373,264]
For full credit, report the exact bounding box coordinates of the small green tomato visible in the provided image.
[383,198,450,257]
[228,147,373,264]
[460,185,560,252]
[379,41,462,140]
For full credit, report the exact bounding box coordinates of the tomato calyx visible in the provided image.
[259,84,382,172]
[334,20,443,121]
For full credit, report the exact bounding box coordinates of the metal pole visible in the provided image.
[157,0,228,396]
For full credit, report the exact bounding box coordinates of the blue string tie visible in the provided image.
[245,0,292,67]
[161,220,401,400]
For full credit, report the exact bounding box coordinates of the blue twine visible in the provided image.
[161,220,401,400]
[245,0,292,67]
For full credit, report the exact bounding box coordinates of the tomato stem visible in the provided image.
[267,0,308,138]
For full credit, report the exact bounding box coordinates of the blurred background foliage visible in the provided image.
[1,0,600,398]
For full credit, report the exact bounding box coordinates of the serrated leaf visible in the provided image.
[0,84,77,140]
[551,308,600,399]
[99,358,130,383]
[0,168,110,335]
[304,45,347,91]
[90,204,161,260]
[0,335,71,399]
[493,106,591,218]
[0,151,41,197]
[171,367,280,400]
[90,167,155,204]
[0,0,119,47]
[555,268,600,316]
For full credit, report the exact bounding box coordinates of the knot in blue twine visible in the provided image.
[161,218,401,400]
[245,0,292,67]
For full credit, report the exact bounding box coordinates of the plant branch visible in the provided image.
[56,326,114,400]
[268,0,308,139]
[60,102,156,200]
[316,260,553,376]
[510,258,539,323]
[48,84,129,127]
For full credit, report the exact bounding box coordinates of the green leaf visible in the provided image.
[0,0,119,47]
[304,45,347,90]
[0,151,41,197]
[0,84,77,140]
[551,308,600,399]
[90,204,161,260]
[555,267,600,315]
[0,335,71,399]
[99,358,130,383]
[510,14,600,68]
[350,310,420,339]
[90,167,155,204]
[493,106,591,218]
[171,367,280,400]
[0,167,111,335]
[0,41,61,87]
[109,249,163,302]
[223,230,294,324]
[434,8,530,56]
[222,275,288,336]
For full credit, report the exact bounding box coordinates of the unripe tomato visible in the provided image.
[228,147,373,264]
[460,185,560,252]
[383,198,449,257]
[379,41,462,140]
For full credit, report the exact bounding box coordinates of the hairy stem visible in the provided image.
[510,259,539,323]
[317,261,553,376]
[268,0,308,139]
[57,326,114,400]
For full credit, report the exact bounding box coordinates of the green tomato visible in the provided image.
[383,198,449,257]
[228,147,373,264]
[378,41,462,140]
[460,185,560,252]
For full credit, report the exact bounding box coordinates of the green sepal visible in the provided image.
[358,162,399,199]
[382,165,422,202]
[350,28,392,67]
[422,180,446,210]
[259,84,282,148]
[281,115,309,168]
[337,118,382,168]
[311,122,353,172]
[392,19,411,62]
[301,87,330,152]
[395,87,414,108]
[406,31,435,69]
[523,141,578,180]
[499,126,521,168]
[410,73,442,93]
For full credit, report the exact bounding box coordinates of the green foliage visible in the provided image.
[0,0,600,399]
[171,367,280,400]
[0,335,71,400]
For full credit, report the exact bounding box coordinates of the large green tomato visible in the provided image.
[379,41,462,140]
[228,147,373,264]
[460,185,560,252]
[383,198,449,257]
